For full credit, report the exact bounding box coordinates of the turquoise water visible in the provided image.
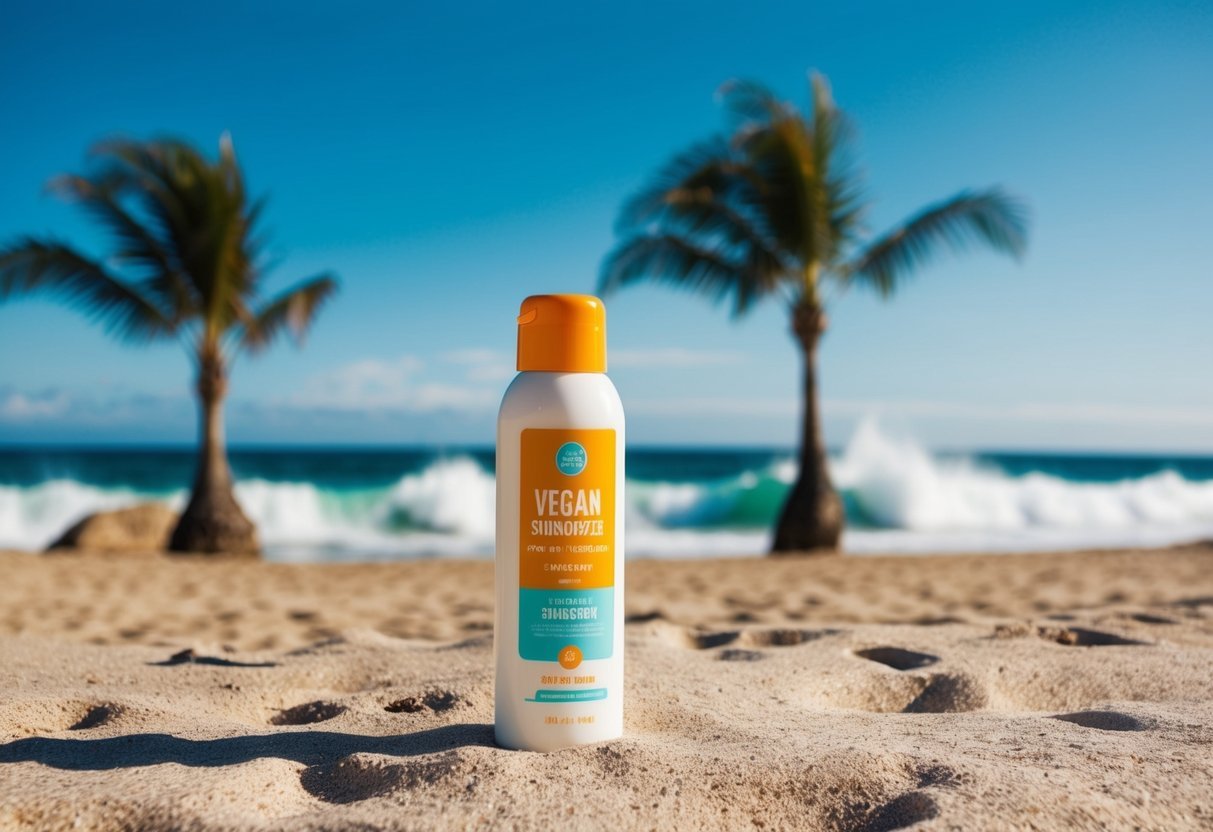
[2,422,1212,559]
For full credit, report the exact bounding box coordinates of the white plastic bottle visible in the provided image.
[495,294,625,751]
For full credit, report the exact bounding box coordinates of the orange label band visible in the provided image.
[519,429,616,591]
[518,428,616,664]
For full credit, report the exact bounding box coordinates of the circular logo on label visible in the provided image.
[558,644,583,669]
[555,441,587,476]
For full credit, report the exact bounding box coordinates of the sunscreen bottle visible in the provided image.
[495,294,625,751]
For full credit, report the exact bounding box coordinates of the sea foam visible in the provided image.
[2,421,1212,558]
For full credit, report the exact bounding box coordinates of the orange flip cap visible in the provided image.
[516,294,607,373]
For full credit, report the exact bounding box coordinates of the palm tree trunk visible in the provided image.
[771,302,844,554]
[168,351,259,555]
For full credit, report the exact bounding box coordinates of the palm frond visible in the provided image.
[735,116,819,270]
[88,139,192,247]
[0,237,175,341]
[808,72,865,264]
[617,147,780,261]
[89,137,259,337]
[599,234,775,316]
[718,80,794,128]
[617,138,747,230]
[2,133,336,378]
[808,72,850,177]
[239,273,339,353]
[658,188,787,269]
[843,188,1029,296]
[612,134,790,294]
[603,72,1029,320]
[825,169,867,255]
[48,174,197,322]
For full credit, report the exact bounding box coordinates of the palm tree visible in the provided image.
[601,74,1028,553]
[0,135,338,554]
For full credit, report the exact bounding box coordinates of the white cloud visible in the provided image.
[0,385,192,429]
[6,370,1208,447]
[286,355,497,413]
[407,382,498,411]
[442,349,515,382]
[0,388,72,420]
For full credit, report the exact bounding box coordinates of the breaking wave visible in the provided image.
[2,421,1212,558]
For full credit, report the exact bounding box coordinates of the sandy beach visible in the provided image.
[3,0,1211,827]
[0,545,1210,830]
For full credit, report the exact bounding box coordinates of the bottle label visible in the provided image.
[518,428,615,668]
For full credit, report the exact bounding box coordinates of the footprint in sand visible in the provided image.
[1048,627,1149,646]
[668,626,838,651]
[1,699,126,737]
[717,648,765,662]
[818,759,961,832]
[1052,710,1151,732]
[850,790,940,832]
[680,629,741,649]
[384,691,461,714]
[842,649,987,713]
[854,647,939,671]
[902,673,988,714]
[656,625,842,663]
[152,648,277,668]
[914,762,965,789]
[271,700,347,726]
[1126,612,1178,625]
[993,623,1149,646]
[739,628,838,647]
[69,704,121,731]
[300,751,465,804]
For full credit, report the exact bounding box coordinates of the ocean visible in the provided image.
[2,421,1211,560]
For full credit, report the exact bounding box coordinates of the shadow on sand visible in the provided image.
[0,723,496,771]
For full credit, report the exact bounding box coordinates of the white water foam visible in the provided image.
[834,420,1213,553]
[236,457,498,561]
[0,480,163,550]
[2,424,1212,558]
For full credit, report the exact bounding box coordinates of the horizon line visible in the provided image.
[2,441,1213,460]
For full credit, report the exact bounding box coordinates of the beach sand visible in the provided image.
[0,545,1211,830]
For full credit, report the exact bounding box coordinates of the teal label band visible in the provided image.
[525,688,609,703]
[518,587,613,662]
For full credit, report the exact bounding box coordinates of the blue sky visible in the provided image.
[1,0,1210,450]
